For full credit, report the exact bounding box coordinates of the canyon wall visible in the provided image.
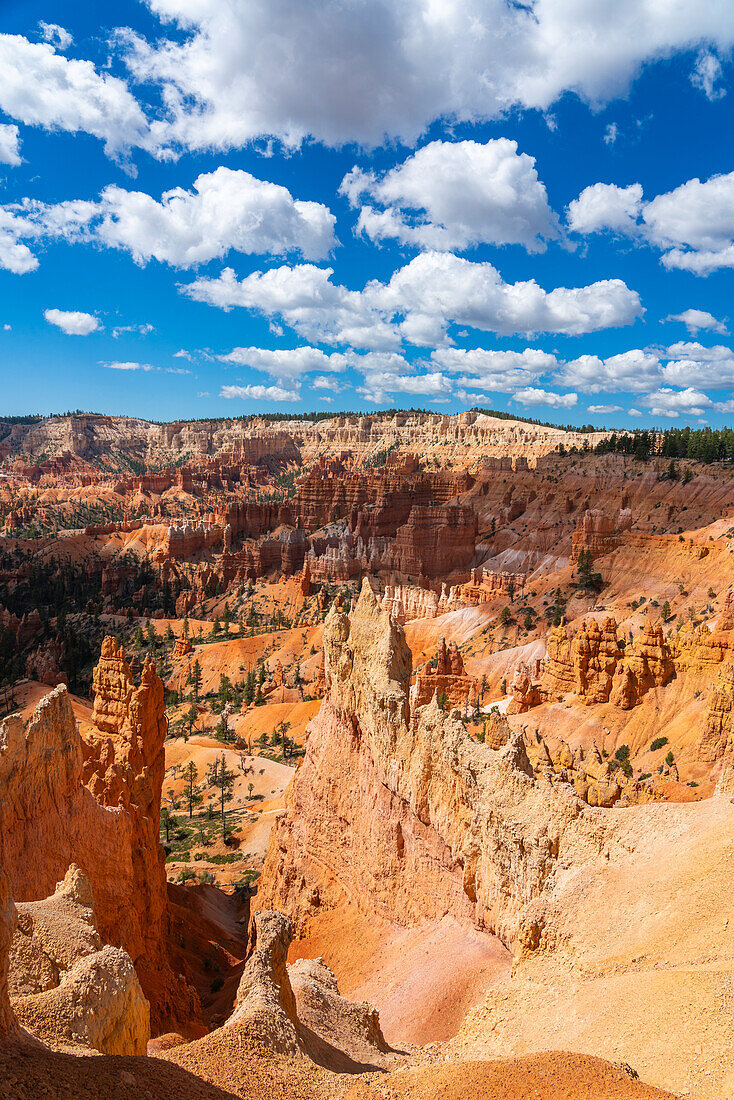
[1,411,607,471]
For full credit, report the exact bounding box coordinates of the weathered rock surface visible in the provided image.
[259,580,610,954]
[410,637,478,712]
[229,909,301,1055]
[385,504,477,579]
[539,617,674,710]
[289,958,390,1071]
[699,661,734,765]
[569,507,632,564]
[610,621,675,709]
[0,658,198,1033]
[9,866,149,1055]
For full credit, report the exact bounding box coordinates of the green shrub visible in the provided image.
[650,736,668,752]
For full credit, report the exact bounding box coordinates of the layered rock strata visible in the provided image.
[569,507,632,564]
[0,872,15,1038]
[698,661,734,766]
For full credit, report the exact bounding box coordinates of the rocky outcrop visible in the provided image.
[25,638,67,686]
[698,661,734,765]
[259,580,610,955]
[172,634,192,659]
[0,606,41,648]
[9,866,149,1055]
[718,588,734,631]
[671,620,732,670]
[571,617,623,704]
[379,583,441,623]
[0,658,198,1034]
[610,621,675,709]
[507,661,542,714]
[455,568,526,604]
[569,507,632,564]
[172,907,390,1073]
[540,617,673,710]
[229,910,301,1055]
[540,621,576,699]
[289,958,389,1069]
[1,411,609,474]
[85,638,167,813]
[410,637,478,712]
[386,504,477,579]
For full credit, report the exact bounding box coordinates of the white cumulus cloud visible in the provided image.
[218,345,346,380]
[0,123,21,166]
[569,171,734,275]
[513,387,578,408]
[0,33,152,157]
[103,361,155,371]
[120,1,734,151]
[567,182,643,236]
[340,139,558,252]
[220,383,300,401]
[0,168,335,272]
[665,308,726,334]
[554,349,661,393]
[642,386,713,418]
[690,49,726,100]
[430,346,557,392]
[44,308,101,335]
[184,253,641,349]
[38,23,73,50]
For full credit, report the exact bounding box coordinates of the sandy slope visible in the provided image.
[289,907,511,1047]
[448,793,734,1099]
[344,1052,677,1099]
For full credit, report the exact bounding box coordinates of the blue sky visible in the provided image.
[2,1,734,427]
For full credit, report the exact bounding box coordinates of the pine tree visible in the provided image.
[184,761,199,818]
[188,658,202,701]
[209,754,236,836]
[244,669,256,706]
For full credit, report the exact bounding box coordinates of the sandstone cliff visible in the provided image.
[0,662,198,1033]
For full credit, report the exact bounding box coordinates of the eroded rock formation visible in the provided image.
[569,507,632,564]
[698,661,734,766]
[385,504,477,578]
[0,659,198,1033]
[539,617,674,710]
[229,909,301,1055]
[258,581,610,954]
[410,637,478,712]
[0,872,15,1038]
[610,621,675,709]
[9,865,149,1055]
